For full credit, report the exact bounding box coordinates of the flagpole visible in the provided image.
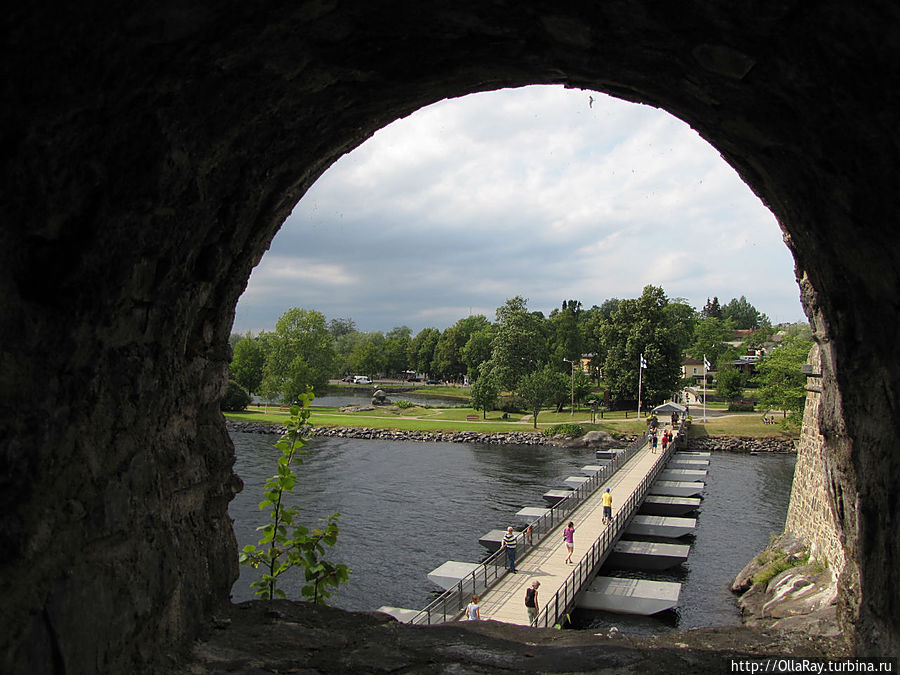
[637,354,643,419]
[703,354,708,422]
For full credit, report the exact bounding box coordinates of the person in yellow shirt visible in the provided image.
[601,488,613,525]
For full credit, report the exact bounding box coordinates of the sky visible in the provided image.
[232,85,805,336]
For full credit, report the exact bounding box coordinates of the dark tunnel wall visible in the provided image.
[2,2,899,670]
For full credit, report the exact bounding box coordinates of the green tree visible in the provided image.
[461,325,494,381]
[432,316,490,381]
[490,297,548,390]
[383,326,412,375]
[689,316,734,365]
[663,300,697,356]
[409,327,441,376]
[328,317,356,338]
[240,392,350,602]
[781,321,813,341]
[721,296,762,329]
[230,333,266,394]
[715,365,744,402]
[572,368,594,407]
[548,300,584,368]
[469,365,500,418]
[701,296,722,319]
[222,380,252,411]
[332,329,364,375]
[600,285,681,407]
[517,365,565,428]
[348,341,384,376]
[261,308,335,402]
[754,335,813,427]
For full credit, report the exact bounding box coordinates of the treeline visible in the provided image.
[229,286,789,414]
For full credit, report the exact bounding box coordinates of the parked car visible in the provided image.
[353,376,373,385]
[425,379,440,385]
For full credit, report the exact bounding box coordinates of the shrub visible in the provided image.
[542,423,585,438]
[222,380,251,411]
[497,395,527,413]
[728,402,756,412]
[395,400,415,409]
[751,548,811,587]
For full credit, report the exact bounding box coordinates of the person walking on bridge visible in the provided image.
[500,526,518,573]
[525,580,540,625]
[601,488,613,525]
[563,521,575,564]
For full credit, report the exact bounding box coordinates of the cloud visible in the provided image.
[233,85,804,334]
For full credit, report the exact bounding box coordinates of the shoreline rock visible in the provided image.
[731,533,842,639]
[226,421,565,445]
[686,435,796,453]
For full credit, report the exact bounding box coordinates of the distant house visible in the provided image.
[579,353,595,373]
[682,357,705,381]
[730,354,759,375]
[724,328,757,347]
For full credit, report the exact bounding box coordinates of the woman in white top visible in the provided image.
[466,595,481,620]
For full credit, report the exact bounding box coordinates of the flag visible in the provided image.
[640,355,647,369]
[704,356,711,371]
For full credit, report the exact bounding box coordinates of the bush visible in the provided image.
[222,380,252,411]
[542,423,585,438]
[395,400,415,409]
[497,395,527,413]
[728,402,756,412]
[752,551,811,587]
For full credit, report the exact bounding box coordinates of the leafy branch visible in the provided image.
[239,388,350,602]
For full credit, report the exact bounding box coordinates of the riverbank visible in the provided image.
[687,435,796,453]
[226,420,637,446]
[226,420,794,453]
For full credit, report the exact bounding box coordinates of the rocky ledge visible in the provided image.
[176,599,850,673]
[731,533,843,640]
[227,421,548,445]
[226,422,638,448]
[687,436,796,453]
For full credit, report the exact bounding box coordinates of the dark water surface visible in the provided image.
[229,432,795,633]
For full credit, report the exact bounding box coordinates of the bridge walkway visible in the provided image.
[477,439,674,626]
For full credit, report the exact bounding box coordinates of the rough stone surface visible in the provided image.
[732,532,841,640]
[785,344,848,579]
[685,436,796,453]
[3,2,900,670]
[177,600,851,674]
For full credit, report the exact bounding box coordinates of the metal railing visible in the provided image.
[533,422,685,627]
[408,430,657,625]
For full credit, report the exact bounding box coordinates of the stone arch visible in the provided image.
[2,3,899,670]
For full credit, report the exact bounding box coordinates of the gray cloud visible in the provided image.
[233,86,803,334]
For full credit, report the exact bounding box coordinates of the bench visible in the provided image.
[466,414,479,421]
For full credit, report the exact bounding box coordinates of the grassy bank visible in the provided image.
[688,415,798,440]
[225,404,649,436]
[226,403,795,439]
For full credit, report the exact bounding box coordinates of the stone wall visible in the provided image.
[784,344,846,578]
[3,2,900,668]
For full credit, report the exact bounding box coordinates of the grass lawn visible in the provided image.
[408,385,471,399]
[688,414,798,440]
[225,404,648,436]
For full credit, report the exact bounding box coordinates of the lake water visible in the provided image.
[228,432,795,633]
